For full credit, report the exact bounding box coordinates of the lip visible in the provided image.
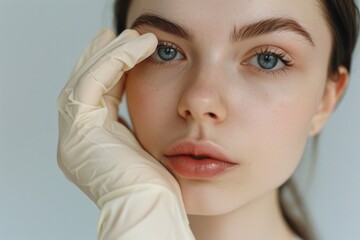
[162,140,238,179]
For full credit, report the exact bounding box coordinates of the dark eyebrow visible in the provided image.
[131,14,193,40]
[131,14,314,47]
[231,18,315,46]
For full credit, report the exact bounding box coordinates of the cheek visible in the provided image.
[125,63,180,156]
[243,84,318,175]
[247,100,312,183]
[219,81,321,208]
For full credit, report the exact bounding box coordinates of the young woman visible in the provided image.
[57,0,359,239]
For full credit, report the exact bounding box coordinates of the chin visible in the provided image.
[177,174,285,217]
[178,179,248,216]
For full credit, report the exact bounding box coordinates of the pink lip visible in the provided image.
[162,140,238,179]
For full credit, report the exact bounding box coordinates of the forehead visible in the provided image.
[127,0,331,50]
[128,0,326,29]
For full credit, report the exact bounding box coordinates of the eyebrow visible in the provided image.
[131,14,193,40]
[231,18,314,46]
[131,14,314,46]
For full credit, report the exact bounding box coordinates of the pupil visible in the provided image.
[158,47,177,61]
[258,54,278,69]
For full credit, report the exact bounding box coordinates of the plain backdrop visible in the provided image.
[1,1,359,239]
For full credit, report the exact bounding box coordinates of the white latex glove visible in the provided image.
[57,29,195,240]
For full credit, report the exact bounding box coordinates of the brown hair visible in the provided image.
[319,0,359,74]
[113,0,359,239]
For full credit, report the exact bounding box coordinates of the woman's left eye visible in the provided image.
[254,53,282,70]
[243,47,294,73]
[149,41,184,63]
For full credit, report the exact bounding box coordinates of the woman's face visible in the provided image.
[125,0,332,215]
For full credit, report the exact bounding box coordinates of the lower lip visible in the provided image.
[163,156,237,179]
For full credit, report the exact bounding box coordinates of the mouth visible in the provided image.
[162,140,238,179]
[189,155,208,160]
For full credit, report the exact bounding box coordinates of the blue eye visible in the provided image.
[157,47,178,61]
[150,42,184,63]
[257,54,279,69]
[247,50,290,72]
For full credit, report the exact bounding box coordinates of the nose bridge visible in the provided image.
[177,57,227,123]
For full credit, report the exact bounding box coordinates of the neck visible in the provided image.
[188,190,297,240]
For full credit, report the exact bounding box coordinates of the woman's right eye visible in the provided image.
[149,41,184,64]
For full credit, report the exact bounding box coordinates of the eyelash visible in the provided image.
[148,41,295,77]
[242,46,295,77]
[148,40,185,65]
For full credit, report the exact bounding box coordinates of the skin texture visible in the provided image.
[121,0,349,239]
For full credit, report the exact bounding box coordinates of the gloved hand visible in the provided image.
[57,28,195,240]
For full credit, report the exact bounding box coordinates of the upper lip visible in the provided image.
[163,140,237,164]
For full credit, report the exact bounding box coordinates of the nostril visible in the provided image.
[184,110,191,117]
[208,112,217,119]
[182,110,219,120]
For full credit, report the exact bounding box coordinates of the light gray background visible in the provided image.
[1,1,359,239]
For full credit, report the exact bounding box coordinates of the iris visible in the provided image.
[257,54,279,69]
[157,47,178,61]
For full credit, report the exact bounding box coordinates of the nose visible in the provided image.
[177,68,227,124]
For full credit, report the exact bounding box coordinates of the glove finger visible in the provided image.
[73,29,116,74]
[73,32,157,107]
[103,76,124,121]
[63,29,136,94]
[58,29,117,113]
[58,30,153,116]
